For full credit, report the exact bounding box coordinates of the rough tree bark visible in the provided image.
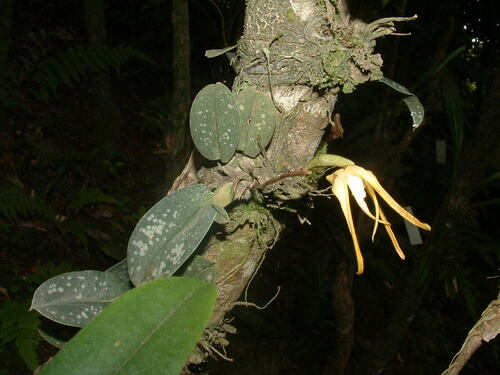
[175,0,412,365]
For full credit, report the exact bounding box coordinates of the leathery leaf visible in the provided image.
[127,184,217,286]
[31,270,130,327]
[190,83,240,162]
[236,88,278,158]
[38,277,216,375]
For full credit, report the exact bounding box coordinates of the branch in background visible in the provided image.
[441,292,500,375]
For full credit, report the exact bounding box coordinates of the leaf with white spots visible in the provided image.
[402,95,424,129]
[179,256,217,284]
[31,270,130,327]
[105,259,131,287]
[127,184,217,286]
[190,83,240,162]
[236,88,278,158]
[37,277,216,375]
[378,77,425,129]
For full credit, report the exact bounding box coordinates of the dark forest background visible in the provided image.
[0,0,498,374]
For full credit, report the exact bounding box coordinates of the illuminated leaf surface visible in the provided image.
[105,259,130,286]
[379,77,424,129]
[190,83,240,162]
[31,271,130,327]
[39,277,216,375]
[236,88,277,158]
[127,184,216,286]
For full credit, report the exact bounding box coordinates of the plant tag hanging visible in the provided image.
[403,206,424,245]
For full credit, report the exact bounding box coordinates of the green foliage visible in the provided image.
[38,277,216,375]
[0,185,54,223]
[236,88,278,158]
[37,329,66,349]
[31,270,131,327]
[189,83,284,161]
[304,154,354,170]
[378,77,425,129]
[0,300,41,371]
[68,187,122,210]
[190,83,241,162]
[30,45,157,101]
[127,184,217,286]
[105,259,131,285]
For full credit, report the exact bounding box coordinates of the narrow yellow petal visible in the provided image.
[346,165,431,231]
[331,175,365,274]
[365,184,381,241]
[379,206,406,260]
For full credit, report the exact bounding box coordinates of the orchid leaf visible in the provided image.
[31,271,130,327]
[127,184,217,286]
[379,77,425,129]
[190,83,240,162]
[236,88,278,158]
[38,277,216,375]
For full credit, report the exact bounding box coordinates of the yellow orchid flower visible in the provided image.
[326,165,431,275]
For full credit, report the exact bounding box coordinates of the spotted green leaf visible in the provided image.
[38,277,216,375]
[236,88,278,158]
[190,83,240,162]
[105,259,131,286]
[31,271,130,327]
[179,256,217,283]
[127,184,217,286]
[378,77,424,129]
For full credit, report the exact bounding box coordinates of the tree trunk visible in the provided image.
[83,0,122,157]
[165,0,191,186]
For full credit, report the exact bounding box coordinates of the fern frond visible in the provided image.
[30,45,158,101]
[68,187,122,210]
[0,186,54,223]
[0,300,40,370]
